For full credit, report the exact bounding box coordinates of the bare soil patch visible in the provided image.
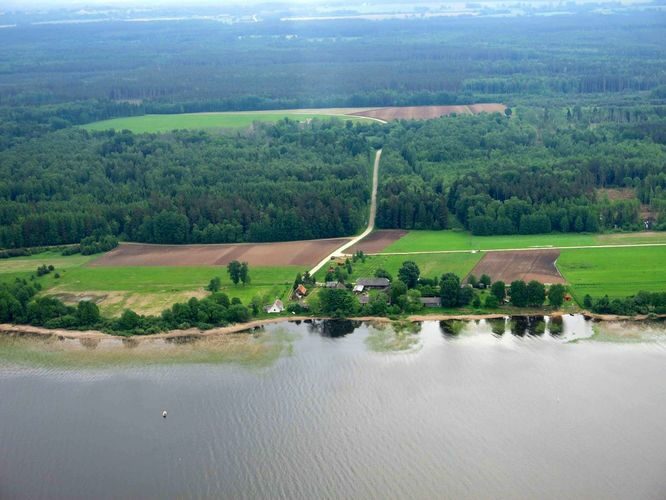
[90,239,351,267]
[468,250,565,284]
[597,188,636,201]
[347,230,408,254]
[349,104,506,121]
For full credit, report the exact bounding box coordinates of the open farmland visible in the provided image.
[91,239,350,268]
[380,230,666,253]
[558,246,666,300]
[349,103,506,121]
[0,252,301,317]
[347,230,408,254]
[322,252,483,283]
[82,109,378,133]
[467,250,565,284]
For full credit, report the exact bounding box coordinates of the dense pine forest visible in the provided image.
[0,8,665,248]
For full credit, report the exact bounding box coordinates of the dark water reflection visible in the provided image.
[1,316,665,499]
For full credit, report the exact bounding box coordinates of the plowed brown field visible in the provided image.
[349,104,506,121]
[468,250,565,284]
[347,230,408,254]
[90,239,351,267]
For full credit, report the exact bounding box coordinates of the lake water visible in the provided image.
[1,316,665,499]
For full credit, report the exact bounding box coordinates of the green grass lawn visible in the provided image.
[0,251,96,274]
[82,111,369,133]
[326,252,483,282]
[382,230,666,253]
[558,246,666,299]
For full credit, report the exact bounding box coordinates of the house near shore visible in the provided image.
[293,284,308,299]
[419,297,441,308]
[265,298,285,314]
[354,277,390,293]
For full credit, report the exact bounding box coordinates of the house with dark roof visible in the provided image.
[354,277,390,293]
[419,297,441,308]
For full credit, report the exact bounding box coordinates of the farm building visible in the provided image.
[325,281,346,289]
[354,278,390,293]
[265,298,285,314]
[419,297,441,308]
[293,284,308,299]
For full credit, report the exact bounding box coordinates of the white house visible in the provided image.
[265,298,285,314]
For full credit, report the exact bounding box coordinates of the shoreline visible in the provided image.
[1,311,664,342]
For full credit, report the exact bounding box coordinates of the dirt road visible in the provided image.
[309,149,382,276]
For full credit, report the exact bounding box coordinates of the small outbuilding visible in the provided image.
[419,297,441,308]
[293,284,308,299]
[265,298,285,314]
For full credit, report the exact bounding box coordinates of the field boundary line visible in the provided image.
[366,242,666,256]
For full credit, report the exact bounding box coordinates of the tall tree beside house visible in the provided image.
[440,273,461,307]
[398,261,420,289]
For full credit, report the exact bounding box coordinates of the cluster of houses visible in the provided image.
[264,274,444,315]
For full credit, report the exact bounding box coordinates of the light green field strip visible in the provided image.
[558,246,666,299]
[378,230,666,254]
[82,111,374,133]
[0,251,96,273]
[318,252,483,283]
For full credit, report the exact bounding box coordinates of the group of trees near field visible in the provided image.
[376,108,666,234]
[0,275,253,335]
[0,120,380,248]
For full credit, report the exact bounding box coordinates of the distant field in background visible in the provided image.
[350,103,506,121]
[558,246,666,300]
[81,104,507,133]
[380,230,666,253]
[82,110,375,133]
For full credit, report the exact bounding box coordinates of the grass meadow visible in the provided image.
[557,246,666,300]
[82,111,369,133]
[324,252,483,283]
[0,254,300,317]
[382,230,666,253]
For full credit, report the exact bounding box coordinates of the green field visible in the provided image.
[1,254,299,317]
[558,246,666,300]
[82,111,370,133]
[324,252,483,283]
[382,230,666,253]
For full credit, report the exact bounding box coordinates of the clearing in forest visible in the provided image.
[349,104,506,121]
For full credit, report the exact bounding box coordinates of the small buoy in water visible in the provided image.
[162,410,167,418]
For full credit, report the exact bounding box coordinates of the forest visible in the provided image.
[0,9,665,249]
[0,120,378,247]
[376,107,666,234]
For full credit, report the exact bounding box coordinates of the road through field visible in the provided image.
[309,149,382,276]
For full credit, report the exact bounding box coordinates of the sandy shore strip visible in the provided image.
[1,312,664,342]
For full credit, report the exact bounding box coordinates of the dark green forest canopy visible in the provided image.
[0,12,664,108]
[376,109,666,233]
[0,120,377,246]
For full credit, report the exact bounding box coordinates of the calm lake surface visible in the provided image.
[1,316,665,499]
